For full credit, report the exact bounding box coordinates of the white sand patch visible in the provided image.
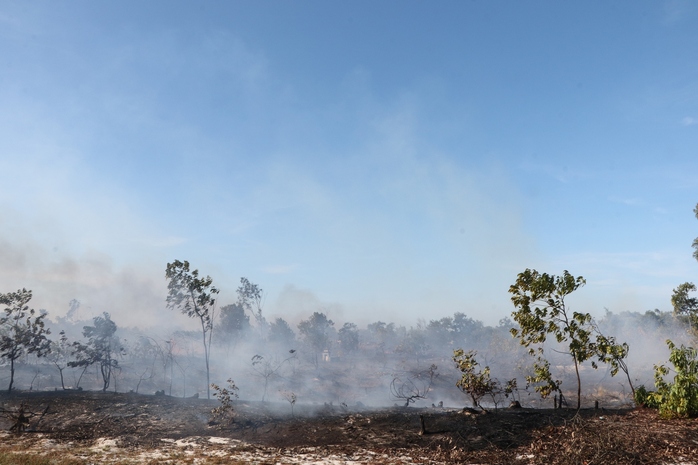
[174,438,200,448]
[92,437,119,449]
[1,433,448,465]
[136,450,169,460]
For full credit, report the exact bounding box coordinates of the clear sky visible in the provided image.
[1,1,697,328]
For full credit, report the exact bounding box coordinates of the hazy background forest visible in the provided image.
[2,271,693,412]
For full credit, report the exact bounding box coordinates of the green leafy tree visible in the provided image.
[452,349,497,411]
[528,358,563,401]
[590,324,635,399]
[0,289,51,392]
[69,312,123,392]
[652,340,698,418]
[671,282,698,331]
[509,269,595,409]
[165,260,219,399]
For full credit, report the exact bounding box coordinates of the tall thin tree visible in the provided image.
[165,260,219,399]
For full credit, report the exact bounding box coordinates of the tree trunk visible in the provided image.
[8,357,15,392]
[101,361,111,392]
[76,365,88,389]
[200,317,210,400]
[623,364,636,400]
[574,356,581,410]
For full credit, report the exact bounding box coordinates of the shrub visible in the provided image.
[452,349,519,411]
[633,385,660,409]
[210,378,239,426]
[652,340,698,418]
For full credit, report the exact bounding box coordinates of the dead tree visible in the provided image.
[390,364,438,407]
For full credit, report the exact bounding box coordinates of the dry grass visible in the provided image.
[0,452,85,465]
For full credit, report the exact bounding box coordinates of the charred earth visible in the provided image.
[1,390,698,464]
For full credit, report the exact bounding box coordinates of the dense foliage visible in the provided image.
[651,340,698,418]
[452,349,496,410]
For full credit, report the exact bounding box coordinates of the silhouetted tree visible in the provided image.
[0,289,51,392]
[426,313,486,350]
[47,330,71,390]
[338,322,359,354]
[69,312,123,392]
[218,303,250,350]
[165,260,219,399]
[250,351,297,402]
[125,336,166,394]
[298,312,334,367]
[426,317,453,344]
[366,321,399,352]
[237,278,267,338]
[395,326,430,359]
[268,317,296,349]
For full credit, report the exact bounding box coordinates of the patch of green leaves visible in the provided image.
[633,385,660,409]
[453,349,518,410]
[651,340,698,418]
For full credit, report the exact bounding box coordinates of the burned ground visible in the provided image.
[1,390,698,464]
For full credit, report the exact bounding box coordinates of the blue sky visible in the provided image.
[1,1,697,328]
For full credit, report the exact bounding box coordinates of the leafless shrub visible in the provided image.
[390,364,438,407]
[210,378,239,427]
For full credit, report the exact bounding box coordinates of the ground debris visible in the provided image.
[0,390,697,464]
[0,401,50,433]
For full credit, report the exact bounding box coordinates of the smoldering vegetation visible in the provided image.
[1,287,692,414]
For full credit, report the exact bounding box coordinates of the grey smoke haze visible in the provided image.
[4,289,691,414]
[2,0,698,412]
[2,222,692,410]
